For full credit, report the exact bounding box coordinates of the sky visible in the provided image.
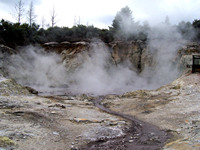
[0,0,200,28]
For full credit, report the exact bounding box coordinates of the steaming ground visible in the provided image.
[7,44,143,95]
[5,23,187,95]
[6,30,184,96]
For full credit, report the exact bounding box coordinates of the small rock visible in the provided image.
[51,111,56,114]
[76,135,82,138]
[71,145,74,149]
[53,132,59,136]
[129,140,134,143]
[150,132,155,136]
[74,118,89,123]
[109,122,118,126]
[67,97,75,100]
[25,86,38,94]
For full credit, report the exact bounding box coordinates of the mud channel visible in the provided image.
[76,96,171,150]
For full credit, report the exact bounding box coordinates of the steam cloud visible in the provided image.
[141,23,186,87]
[6,23,187,95]
[7,46,69,94]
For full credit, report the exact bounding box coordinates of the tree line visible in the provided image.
[0,5,200,48]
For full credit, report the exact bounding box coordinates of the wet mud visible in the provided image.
[81,96,171,150]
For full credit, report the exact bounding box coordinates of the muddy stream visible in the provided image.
[58,94,171,150]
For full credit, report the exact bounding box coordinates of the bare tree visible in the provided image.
[14,0,25,23]
[41,16,46,28]
[50,6,57,27]
[27,1,37,27]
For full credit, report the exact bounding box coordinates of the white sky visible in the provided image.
[0,0,200,28]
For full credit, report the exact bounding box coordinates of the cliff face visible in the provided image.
[0,44,17,76]
[43,40,200,74]
[1,40,200,95]
[43,40,152,73]
[109,40,152,73]
[178,42,200,70]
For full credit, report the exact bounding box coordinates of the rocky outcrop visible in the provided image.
[0,77,31,96]
[43,40,200,73]
[178,42,200,70]
[109,40,150,72]
[43,41,89,54]
[43,40,151,73]
[0,45,17,76]
[43,41,90,72]
[179,42,200,55]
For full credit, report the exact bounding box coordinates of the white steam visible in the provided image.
[68,42,141,94]
[6,23,187,95]
[7,46,68,93]
[141,23,186,87]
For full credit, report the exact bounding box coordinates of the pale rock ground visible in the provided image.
[1,42,200,149]
[1,70,200,149]
[103,72,200,150]
[0,76,128,150]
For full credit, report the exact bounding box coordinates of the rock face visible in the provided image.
[0,77,30,96]
[43,41,89,54]
[109,40,148,72]
[43,41,90,72]
[43,40,200,74]
[179,42,200,55]
[179,42,200,70]
[43,40,152,73]
[0,44,17,76]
